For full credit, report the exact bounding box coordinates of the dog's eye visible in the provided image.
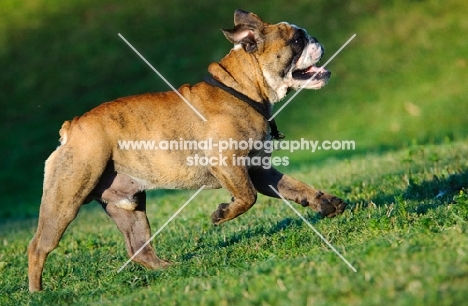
[290,37,305,53]
[290,29,306,52]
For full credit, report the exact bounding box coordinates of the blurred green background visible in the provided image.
[1,0,467,219]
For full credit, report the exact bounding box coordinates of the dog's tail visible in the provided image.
[59,120,71,145]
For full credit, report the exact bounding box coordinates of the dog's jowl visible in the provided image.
[28,10,346,292]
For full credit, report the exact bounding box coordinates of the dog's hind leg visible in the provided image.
[28,145,108,292]
[99,191,171,270]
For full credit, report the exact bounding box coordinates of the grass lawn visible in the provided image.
[1,141,468,305]
[1,0,467,305]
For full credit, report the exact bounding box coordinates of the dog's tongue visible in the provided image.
[307,65,329,79]
[293,65,330,80]
[308,65,328,74]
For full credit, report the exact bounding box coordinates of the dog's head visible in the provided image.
[222,10,330,102]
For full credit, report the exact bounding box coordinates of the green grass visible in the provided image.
[2,0,468,218]
[1,141,468,305]
[1,0,468,304]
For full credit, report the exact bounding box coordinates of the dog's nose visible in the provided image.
[309,36,318,43]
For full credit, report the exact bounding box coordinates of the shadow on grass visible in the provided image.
[217,216,321,248]
[180,212,323,261]
[180,170,468,261]
[370,169,468,214]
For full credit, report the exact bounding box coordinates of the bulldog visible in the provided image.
[28,9,346,292]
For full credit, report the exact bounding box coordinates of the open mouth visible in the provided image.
[292,65,331,81]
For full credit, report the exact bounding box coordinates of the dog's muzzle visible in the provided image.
[292,36,331,80]
[292,65,331,81]
[292,39,330,82]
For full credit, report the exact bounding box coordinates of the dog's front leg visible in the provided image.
[249,166,347,217]
[209,165,257,225]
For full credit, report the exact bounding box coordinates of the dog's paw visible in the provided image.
[146,259,172,270]
[135,257,172,270]
[211,203,230,225]
[157,259,173,269]
[306,191,347,218]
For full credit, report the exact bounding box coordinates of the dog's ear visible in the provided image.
[222,10,265,53]
[222,26,259,53]
[232,9,264,28]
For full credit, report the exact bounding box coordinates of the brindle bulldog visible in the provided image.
[28,9,346,292]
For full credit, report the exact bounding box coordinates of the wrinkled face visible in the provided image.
[222,10,330,102]
[259,22,331,100]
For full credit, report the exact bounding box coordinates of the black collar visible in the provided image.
[204,76,284,140]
